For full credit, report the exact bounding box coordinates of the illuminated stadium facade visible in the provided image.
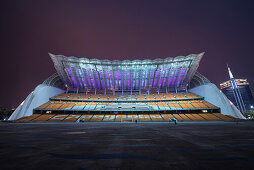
[50,53,203,92]
[9,53,245,122]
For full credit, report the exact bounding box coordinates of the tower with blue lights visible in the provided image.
[225,65,246,113]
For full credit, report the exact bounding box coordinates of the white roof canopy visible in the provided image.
[50,53,204,92]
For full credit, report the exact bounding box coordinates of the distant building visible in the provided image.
[220,67,254,112]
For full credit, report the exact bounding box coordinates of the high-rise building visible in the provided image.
[220,66,254,112]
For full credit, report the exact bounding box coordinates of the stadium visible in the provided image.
[9,52,245,122]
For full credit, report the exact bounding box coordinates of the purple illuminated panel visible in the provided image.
[181,68,186,76]
[78,69,83,77]
[144,71,148,88]
[119,77,121,89]
[177,77,182,87]
[78,78,83,88]
[105,76,109,89]
[67,67,71,74]
[144,78,148,89]
[110,71,114,89]
[95,71,100,88]
[85,71,91,87]
[82,78,86,88]
[153,71,159,87]
[88,71,92,77]
[91,79,95,88]
[163,70,168,87]
[67,68,77,87]
[153,78,157,87]
[151,70,155,76]
[76,69,83,87]
[159,78,163,87]
[108,71,113,89]
[99,72,103,78]
[88,71,96,88]
[133,72,136,89]
[171,70,177,87]
[150,70,155,87]
[136,78,139,89]
[168,77,172,87]
[150,78,153,87]
[118,71,121,79]
[141,72,145,88]
[171,77,176,87]
[72,77,76,86]
[115,71,118,79]
[97,80,100,89]
[101,79,104,89]
[137,72,140,89]
[162,77,166,87]
[127,71,130,89]
[155,70,159,77]
[108,71,112,78]
[124,71,126,89]
[115,80,118,89]
[105,71,109,88]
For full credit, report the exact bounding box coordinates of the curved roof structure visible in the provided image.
[189,72,211,89]
[49,53,204,91]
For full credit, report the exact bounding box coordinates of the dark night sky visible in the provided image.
[0,0,254,109]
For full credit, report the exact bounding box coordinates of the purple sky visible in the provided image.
[0,0,254,109]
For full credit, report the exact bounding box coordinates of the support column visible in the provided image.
[66,85,69,93]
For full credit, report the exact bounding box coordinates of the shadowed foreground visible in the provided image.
[0,121,254,169]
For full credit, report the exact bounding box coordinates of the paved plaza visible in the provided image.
[0,121,254,169]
